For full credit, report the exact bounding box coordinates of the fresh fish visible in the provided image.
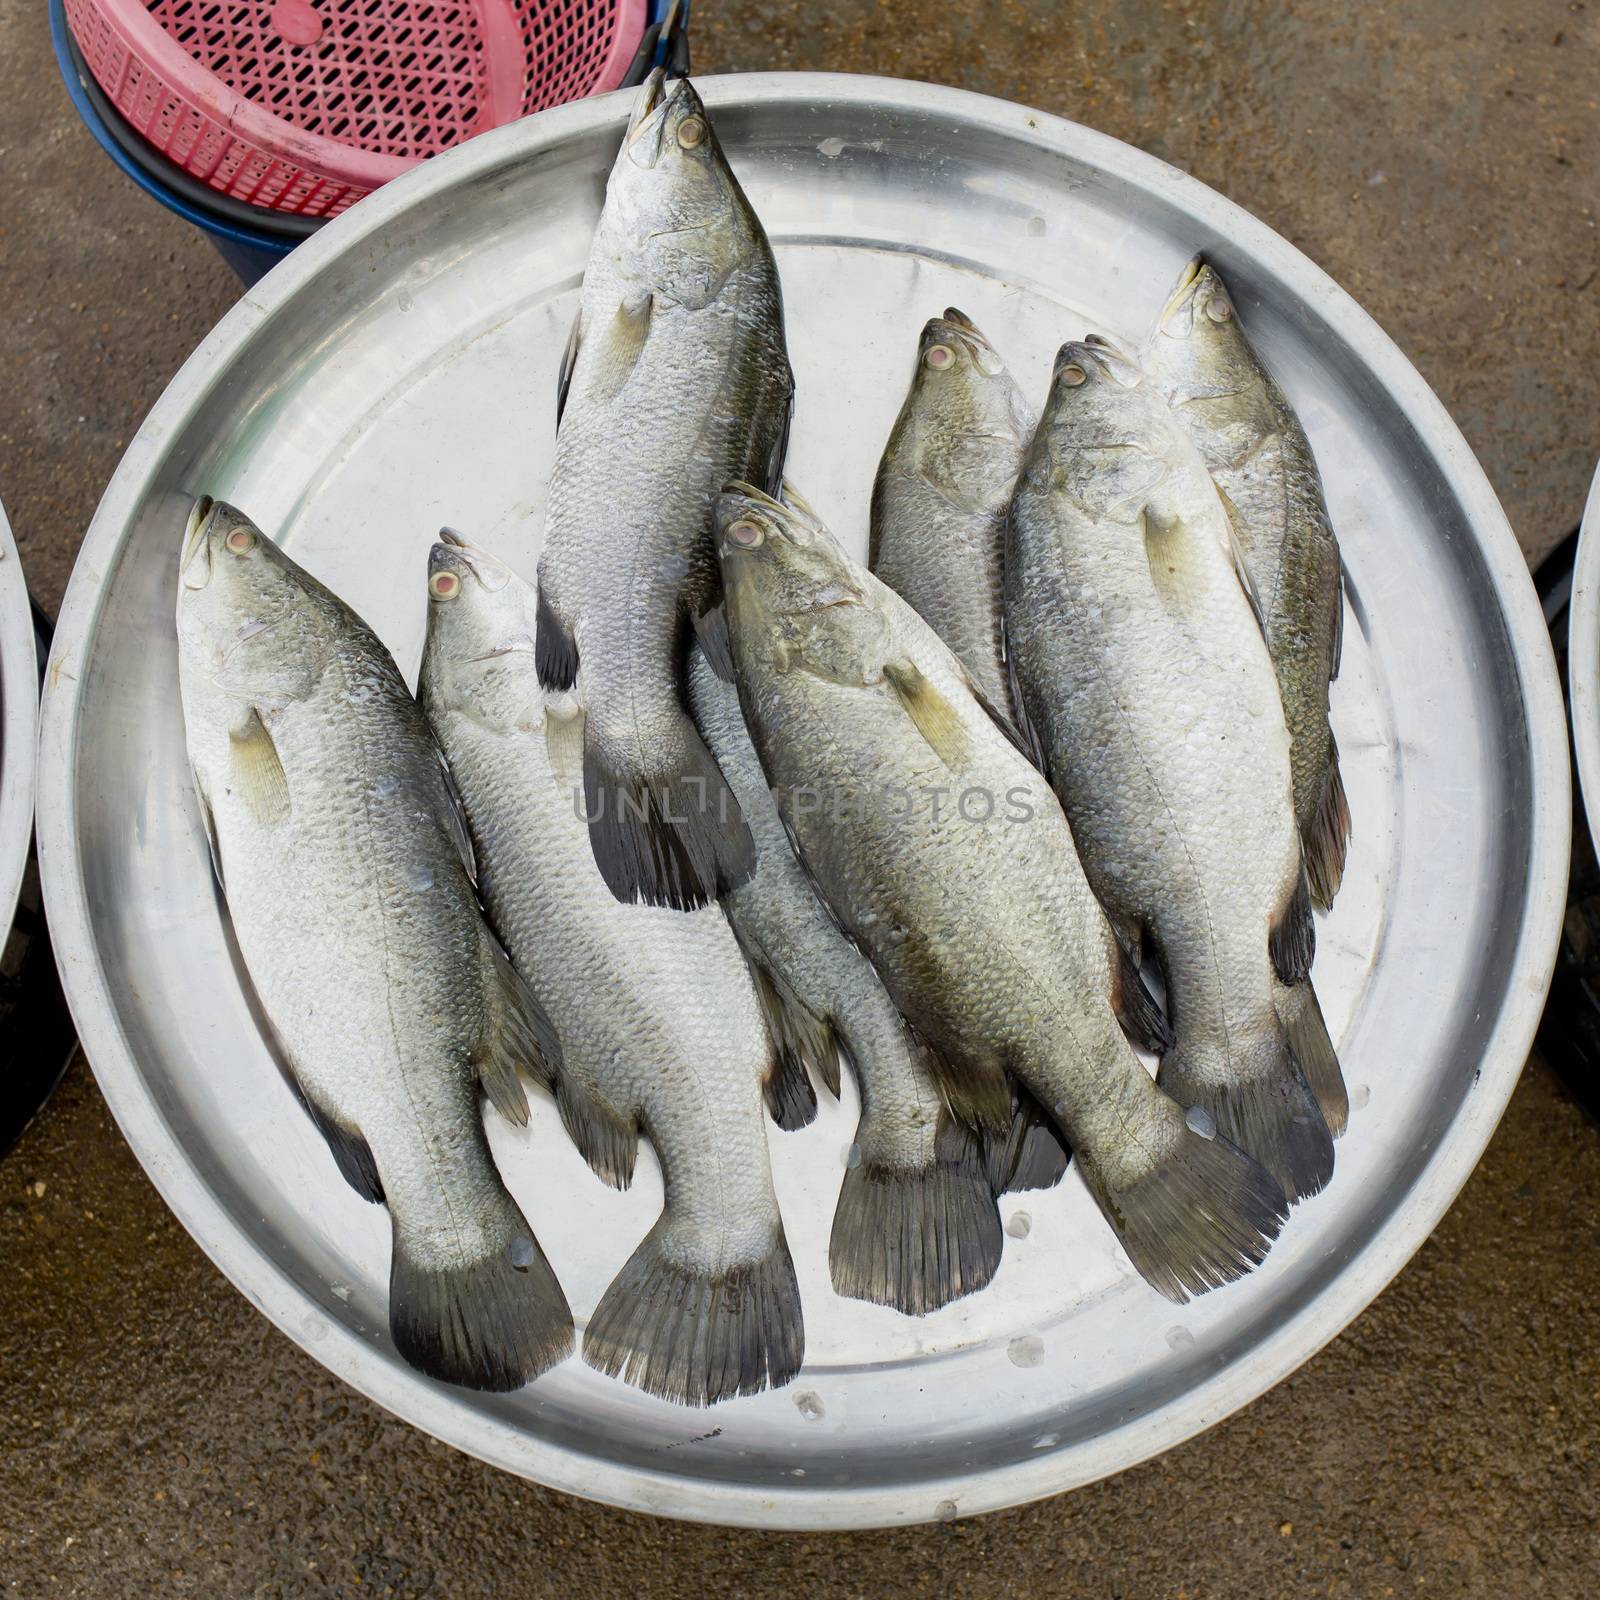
[1005,340,1345,1199]
[716,483,1288,1302]
[536,70,794,911]
[419,535,802,1405]
[690,645,1045,1315]
[176,500,571,1392]
[1144,257,1349,913]
[869,308,1036,720]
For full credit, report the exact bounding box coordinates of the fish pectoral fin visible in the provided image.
[884,661,971,770]
[1112,938,1174,1056]
[555,1074,639,1191]
[763,366,797,498]
[227,709,289,825]
[543,700,585,787]
[591,292,655,401]
[739,932,840,1123]
[1214,484,1268,635]
[478,931,561,1121]
[1140,500,1211,614]
[190,765,225,888]
[1269,866,1316,985]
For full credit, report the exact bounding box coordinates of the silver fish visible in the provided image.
[419,535,801,1406]
[869,308,1036,720]
[536,71,794,911]
[1144,257,1349,911]
[1006,340,1345,1200]
[716,483,1288,1303]
[176,500,571,1392]
[690,645,1026,1316]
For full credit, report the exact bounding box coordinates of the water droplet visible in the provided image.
[1027,215,1046,237]
[1005,1210,1032,1239]
[407,864,435,892]
[843,1143,862,1169]
[330,1282,351,1302]
[789,1467,807,1477]
[1185,1105,1216,1139]
[397,289,414,313]
[1032,1431,1059,1449]
[935,1498,959,1522]
[1167,1325,1195,1351]
[302,1314,328,1343]
[1352,1084,1371,1111]
[1007,1334,1044,1368]
[373,775,399,799]
[793,1390,825,1421]
[507,1237,536,1269]
[817,136,846,159]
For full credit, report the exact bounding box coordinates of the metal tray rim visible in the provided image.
[0,497,38,943]
[35,73,1570,1529]
[1569,463,1600,852]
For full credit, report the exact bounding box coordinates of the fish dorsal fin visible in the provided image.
[543,701,585,787]
[228,709,289,825]
[556,305,584,428]
[190,766,225,888]
[884,661,970,770]
[1213,484,1268,634]
[478,928,562,1118]
[435,746,478,882]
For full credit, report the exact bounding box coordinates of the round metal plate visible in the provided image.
[35,75,1568,1528]
[1568,462,1600,852]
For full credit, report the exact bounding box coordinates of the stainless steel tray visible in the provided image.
[1,495,37,942]
[1569,462,1600,851]
[35,74,1568,1529]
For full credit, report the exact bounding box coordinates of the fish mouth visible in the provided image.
[1060,335,1142,388]
[181,495,216,589]
[430,529,514,594]
[1157,253,1211,334]
[626,68,691,163]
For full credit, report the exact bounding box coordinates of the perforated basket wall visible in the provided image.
[64,0,647,217]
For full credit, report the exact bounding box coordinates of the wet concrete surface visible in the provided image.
[2,0,1598,1593]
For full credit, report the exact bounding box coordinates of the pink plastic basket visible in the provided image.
[63,0,647,218]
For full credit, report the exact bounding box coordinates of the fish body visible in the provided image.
[420,537,801,1405]
[689,647,1009,1315]
[1144,258,1349,910]
[716,484,1287,1302]
[536,71,793,910]
[869,309,1036,719]
[1005,340,1342,1199]
[176,501,571,1392]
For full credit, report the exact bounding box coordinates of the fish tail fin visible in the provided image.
[1158,1024,1334,1204]
[583,1219,804,1406]
[388,1188,573,1392]
[1303,742,1351,910]
[983,1083,1072,1194]
[581,711,755,910]
[831,1113,1003,1315]
[1075,1113,1289,1304]
[1276,979,1348,1138]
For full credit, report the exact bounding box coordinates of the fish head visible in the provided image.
[609,74,752,309]
[176,498,339,705]
[1145,255,1256,397]
[899,307,1036,496]
[1029,340,1173,521]
[716,482,893,687]
[418,532,542,735]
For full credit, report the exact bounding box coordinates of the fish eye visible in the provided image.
[924,344,956,370]
[1058,363,1088,387]
[677,116,706,149]
[1205,296,1232,322]
[224,526,256,556]
[429,570,461,600]
[726,519,764,548]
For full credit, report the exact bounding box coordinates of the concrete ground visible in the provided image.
[1,0,1597,1594]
